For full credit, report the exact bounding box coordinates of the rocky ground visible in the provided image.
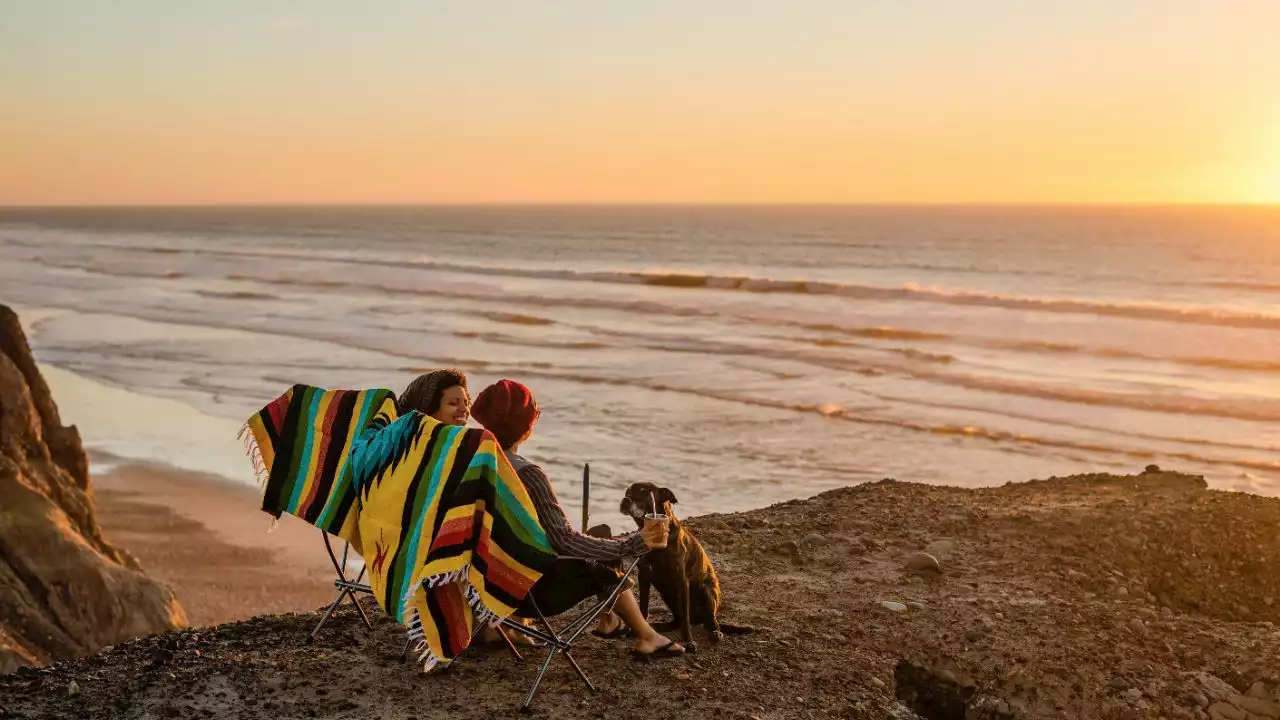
[2,468,1279,720]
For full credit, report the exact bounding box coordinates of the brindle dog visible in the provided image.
[620,482,753,651]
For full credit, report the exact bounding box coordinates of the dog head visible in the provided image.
[619,482,679,528]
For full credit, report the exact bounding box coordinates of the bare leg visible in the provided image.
[610,589,684,654]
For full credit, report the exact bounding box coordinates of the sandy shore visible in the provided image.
[92,461,341,627]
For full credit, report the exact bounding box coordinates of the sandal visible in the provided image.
[591,615,629,640]
[630,641,685,661]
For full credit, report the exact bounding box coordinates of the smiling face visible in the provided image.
[432,385,470,426]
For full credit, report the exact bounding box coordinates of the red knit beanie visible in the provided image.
[471,379,539,449]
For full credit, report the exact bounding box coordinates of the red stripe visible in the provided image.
[266,393,290,433]
[436,586,470,656]
[297,391,345,516]
[429,516,475,553]
[474,524,537,598]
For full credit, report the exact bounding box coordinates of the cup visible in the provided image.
[643,512,669,548]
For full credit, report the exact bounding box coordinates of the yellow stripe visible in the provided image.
[295,391,333,511]
[412,422,461,576]
[247,415,276,470]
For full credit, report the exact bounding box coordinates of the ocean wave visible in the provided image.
[24,242,1280,330]
[27,257,1280,377]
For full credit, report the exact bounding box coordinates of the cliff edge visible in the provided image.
[0,304,185,673]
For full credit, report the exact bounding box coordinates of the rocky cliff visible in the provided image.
[2,469,1276,719]
[0,304,185,673]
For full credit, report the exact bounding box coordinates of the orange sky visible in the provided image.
[2,2,1279,205]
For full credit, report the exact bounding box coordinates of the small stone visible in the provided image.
[879,601,908,613]
[1110,677,1129,689]
[1067,569,1088,582]
[1247,682,1269,700]
[1129,618,1147,637]
[819,608,845,620]
[925,538,956,557]
[904,552,941,575]
[870,677,886,689]
[801,533,829,547]
[1206,702,1245,720]
[1189,692,1209,708]
[1117,586,1129,597]
[906,601,926,611]
[774,540,800,556]
[102,645,115,653]
[1123,688,1142,702]
[68,680,80,696]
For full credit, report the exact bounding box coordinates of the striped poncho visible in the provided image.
[241,384,555,670]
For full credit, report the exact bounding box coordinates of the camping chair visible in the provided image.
[501,555,641,712]
[306,531,374,643]
[307,530,526,659]
[489,461,644,711]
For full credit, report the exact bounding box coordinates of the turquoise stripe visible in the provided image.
[316,390,376,529]
[286,390,324,511]
[396,421,459,618]
[492,467,549,545]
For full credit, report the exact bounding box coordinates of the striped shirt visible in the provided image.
[509,453,649,561]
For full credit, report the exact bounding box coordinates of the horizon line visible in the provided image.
[3,200,1279,211]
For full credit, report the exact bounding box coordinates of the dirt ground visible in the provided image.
[3,469,1279,719]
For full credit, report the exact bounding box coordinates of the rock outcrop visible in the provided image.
[0,304,186,673]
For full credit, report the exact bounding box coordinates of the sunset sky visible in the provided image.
[3,1,1279,205]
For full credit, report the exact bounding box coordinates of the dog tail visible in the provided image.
[718,622,757,635]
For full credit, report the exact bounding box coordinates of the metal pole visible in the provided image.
[581,462,590,531]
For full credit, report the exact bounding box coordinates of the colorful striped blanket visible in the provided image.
[241,385,556,670]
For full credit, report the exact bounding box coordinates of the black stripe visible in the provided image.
[303,390,359,525]
[382,419,442,613]
[261,385,311,515]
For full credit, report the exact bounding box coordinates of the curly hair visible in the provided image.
[397,368,468,416]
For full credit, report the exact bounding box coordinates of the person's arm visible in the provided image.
[518,463,649,560]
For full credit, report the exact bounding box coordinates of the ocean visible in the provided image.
[2,205,1277,519]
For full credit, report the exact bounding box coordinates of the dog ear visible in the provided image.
[659,487,679,506]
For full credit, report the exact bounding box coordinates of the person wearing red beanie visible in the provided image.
[471,380,684,659]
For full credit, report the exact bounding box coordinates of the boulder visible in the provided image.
[0,304,185,673]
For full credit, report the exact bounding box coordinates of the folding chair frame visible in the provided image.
[306,531,374,643]
[500,556,642,712]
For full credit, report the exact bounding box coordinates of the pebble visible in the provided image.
[870,677,886,689]
[67,681,81,696]
[1189,692,1210,708]
[925,538,956,557]
[1247,682,1269,700]
[904,552,941,575]
[819,608,845,620]
[906,601,927,611]
[1123,688,1143,702]
[879,601,908,613]
[801,533,829,547]
[774,540,800,556]
[1129,618,1148,637]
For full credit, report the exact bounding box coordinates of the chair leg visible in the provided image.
[521,646,559,713]
[307,589,348,644]
[562,650,595,691]
[496,625,524,661]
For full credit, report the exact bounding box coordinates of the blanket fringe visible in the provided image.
[402,564,503,673]
[237,422,270,489]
